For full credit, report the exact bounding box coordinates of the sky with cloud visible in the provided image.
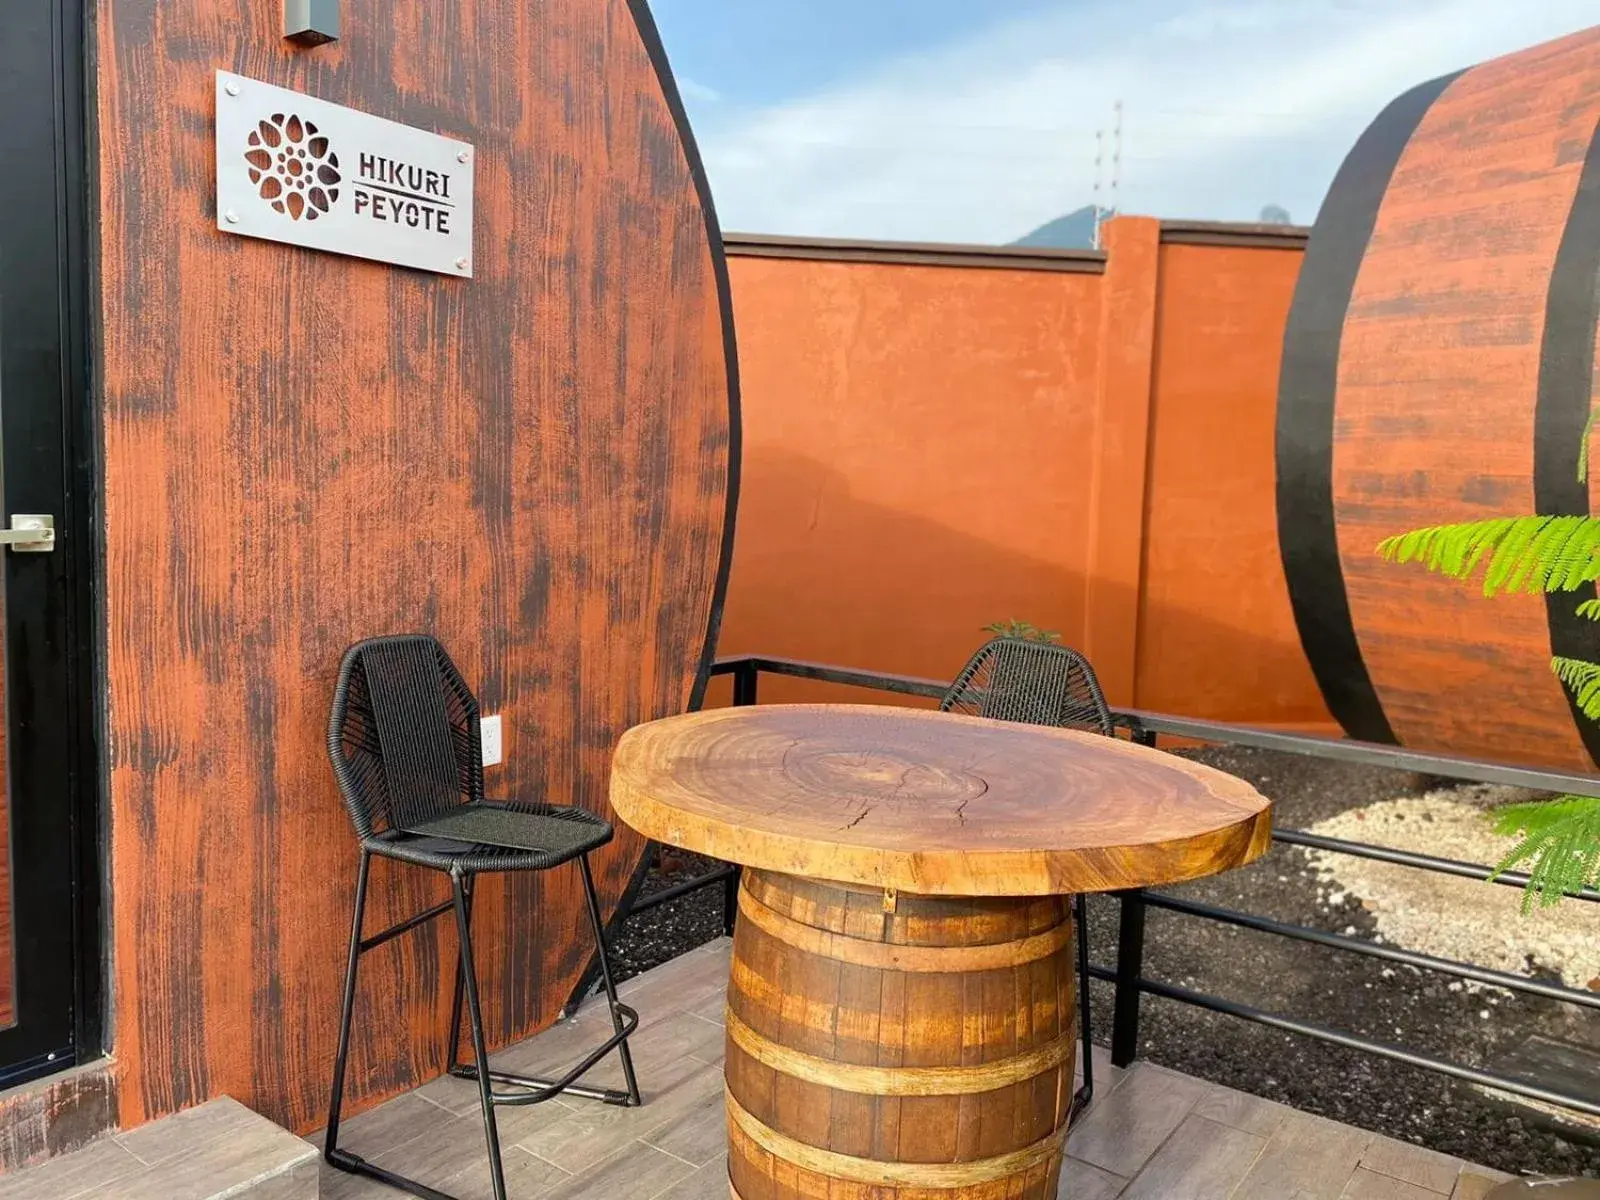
[651,0,1600,244]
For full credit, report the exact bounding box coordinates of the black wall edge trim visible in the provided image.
[567,0,744,1015]
[1534,118,1600,770]
[1275,70,1461,745]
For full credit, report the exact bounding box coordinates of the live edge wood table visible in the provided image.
[610,704,1272,1200]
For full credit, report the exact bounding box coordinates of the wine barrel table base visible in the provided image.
[726,870,1076,1199]
[610,704,1273,1200]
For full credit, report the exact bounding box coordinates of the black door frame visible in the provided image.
[0,0,103,1086]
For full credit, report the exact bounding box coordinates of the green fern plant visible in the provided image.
[982,620,1061,644]
[1377,424,1600,910]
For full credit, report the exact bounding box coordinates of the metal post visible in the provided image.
[724,661,756,932]
[732,661,759,707]
[723,864,741,937]
[1110,888,1147,1068]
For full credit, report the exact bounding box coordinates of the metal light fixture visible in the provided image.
[284,0,338,46]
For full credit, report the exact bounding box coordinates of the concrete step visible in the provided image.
[0,1096,316,1200]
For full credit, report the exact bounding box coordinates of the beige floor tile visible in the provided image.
[1057,1155,1128,1199]
[1066,1062,1208,1177]
[0,1136,146,1200]
[1232,1111,1373,1200]
[514,1055,723,1174]
[1339,1166,1448,1199]
[1359,1134,1463,1194]
[1191,1082,1292,1138]
[648,1157,731,1200]
[641,1085,726,1168]
[537,1141,696,1199]
[1119,1113,1266,1200]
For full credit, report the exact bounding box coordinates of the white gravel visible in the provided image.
[1305,784,1600,989]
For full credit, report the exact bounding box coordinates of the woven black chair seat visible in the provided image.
[371,800,613,872]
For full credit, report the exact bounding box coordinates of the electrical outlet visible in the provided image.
[480,715,504,767]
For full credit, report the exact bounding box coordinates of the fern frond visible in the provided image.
[1377,515,1600,596]
[1490,795,1600,911]
[1583,404,1599,485]
[1577,598,1600,621]
[1552,656,1600,721]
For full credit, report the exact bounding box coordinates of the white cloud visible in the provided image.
[678,76,722,104]
[691,0,1600,243]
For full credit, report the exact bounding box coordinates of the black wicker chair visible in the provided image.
[323,634,639,1200]
[941,635,1113,1127]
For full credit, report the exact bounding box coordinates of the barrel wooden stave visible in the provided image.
[726,870,1074,1200]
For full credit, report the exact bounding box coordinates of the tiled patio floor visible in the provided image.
[312,936,1513,1199]
[0,934,1516,1198]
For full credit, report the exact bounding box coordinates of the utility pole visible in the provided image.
[1092,128,1104,249]
[1091,101,1122,250]
[1110,100,1123,222]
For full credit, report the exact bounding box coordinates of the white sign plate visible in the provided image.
[215,71,474,277]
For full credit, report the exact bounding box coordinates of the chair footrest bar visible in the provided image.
[448,1065,638,1107]
[449,1001,641,1107]
[325,1147,461,1200]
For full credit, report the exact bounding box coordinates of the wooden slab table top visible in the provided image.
[610,703,1272,1200]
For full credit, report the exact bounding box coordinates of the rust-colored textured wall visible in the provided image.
[96,0,734,1132]
[715,252,1103,703]
[1138,242,1328,725]
[717,224,1331,730]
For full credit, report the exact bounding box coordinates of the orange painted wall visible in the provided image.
[1136,242,1330,725]
[716,221,1334,730]
[715,255,1104,705]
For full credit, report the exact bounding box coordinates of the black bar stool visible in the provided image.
[323,634,640,1200]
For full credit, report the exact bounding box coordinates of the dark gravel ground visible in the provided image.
[611,746,1600,1178]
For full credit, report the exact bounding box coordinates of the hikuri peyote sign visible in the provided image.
[214,71,475,277]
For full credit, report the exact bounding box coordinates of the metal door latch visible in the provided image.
[0,515,54,552]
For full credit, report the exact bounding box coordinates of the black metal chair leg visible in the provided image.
[452,868,508,1200]
[722,864,740,936]
[324,849,371,1163]
[1073,892,1094,1124]
[445,876,475,1073]
[579,854,642,1106]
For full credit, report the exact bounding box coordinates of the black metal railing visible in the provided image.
[619,653,1600,1118]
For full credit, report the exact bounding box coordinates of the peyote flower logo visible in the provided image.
[244,112,341,221]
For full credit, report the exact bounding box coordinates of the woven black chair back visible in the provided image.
[940,636,1113,735]
[328,634,485,840]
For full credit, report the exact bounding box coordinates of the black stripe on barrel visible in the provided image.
[1274,69,1461,745]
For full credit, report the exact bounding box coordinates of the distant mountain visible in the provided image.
[1011,205,1107,250]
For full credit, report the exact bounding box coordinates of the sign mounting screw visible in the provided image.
[457,150,470,164]
[455,257,469,271]
[224,81,241,97]
[224,210,240,224]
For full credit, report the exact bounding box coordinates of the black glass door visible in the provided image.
[0,0,99,1087]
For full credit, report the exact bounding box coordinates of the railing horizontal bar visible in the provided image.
[712,655,947,700]
[1133,976,1600,1117]
[1142,892,1600,1007]
[715,655,1600,794]
[1275,829,1600,904]
[1115,707,1600,794]
[631,865,738,912]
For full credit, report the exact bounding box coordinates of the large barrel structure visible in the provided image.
[1277,26,1600,771]
[725,870,1075,1200]
[95,0,735,1131]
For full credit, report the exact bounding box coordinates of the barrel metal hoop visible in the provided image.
[726,1008,1073,1097]
[736,884,1072,972]
[727,1090,1068,1187]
